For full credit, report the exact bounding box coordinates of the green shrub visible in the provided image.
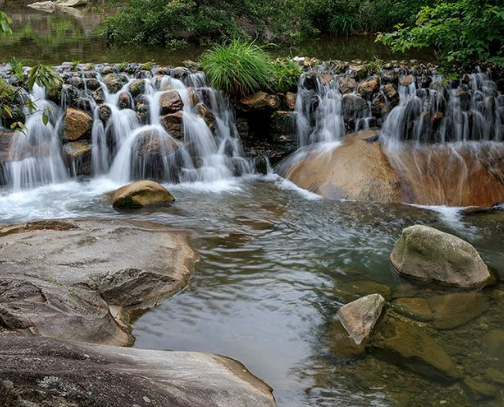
[200,40,273,97]
[271,59,302,92]
[378,0,504,66]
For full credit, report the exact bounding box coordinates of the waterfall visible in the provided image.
[1,65,252,191]
[5,85,68,191]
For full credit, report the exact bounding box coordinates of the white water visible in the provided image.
[2,68,252,192]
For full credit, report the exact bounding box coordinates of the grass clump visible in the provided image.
[200,40,273,97]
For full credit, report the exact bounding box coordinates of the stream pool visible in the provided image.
[0,175,503,407]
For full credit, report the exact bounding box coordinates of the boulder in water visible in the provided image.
[0,336,277,407]
[63,108,92,141]
[103,73,125,93]
[390,225,493,288]
[427,293,489,329]
[160,90,184,114]
[341,94,367,121]
[337,293,385,345]
[284,131,403,202]
[135,129,179,157]
[129,79,146,98]
[358,77,380,99]
[111,180,175,209]
[194,102,216,130]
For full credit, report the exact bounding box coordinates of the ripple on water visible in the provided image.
[1,176,503,406]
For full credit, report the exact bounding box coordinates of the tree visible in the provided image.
[378,0,504,66]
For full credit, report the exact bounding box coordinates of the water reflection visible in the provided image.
[0,3,435,65]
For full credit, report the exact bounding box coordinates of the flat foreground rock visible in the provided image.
[0,218,196,345]
[0,336,277,407]
[390,225,492,287]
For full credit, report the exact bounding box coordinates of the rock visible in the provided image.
[85,78,101,91]
[111,180,175,209]
[399,75,415,86]
[483,330,504,360]
[337,294,385,345]
[372,92,388,116]
[160,90,184,114]
[92,87,105,104]
[285,91,296,110]
[239,92,280,111]
[118,91,131,109]
[349,64,367,80]
[62,140,92,176]
[0,336,277,407]
[329,320,366,359]
[27,1,56,12]
[194,102,216,130]
[462,377,498,401]
[63,108,92,141]
[390,225,493,288]
[358,78,380,99]
[129,79,146,98]
[284,131,403,202]
[382,83,398,104]
[372,312,462,382]
[392,298,432,322]
[0,219,195,345]
[337,75,357,94]
[485,368,504,385]
[160,111,184,138]
[98,104,111,123]
[427,293,489,329]
[103,73,124,93]
[341,94,368,121]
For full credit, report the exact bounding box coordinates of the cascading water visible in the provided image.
[1,65,252,191]
[5,85,68,191]
[280,65,504,206]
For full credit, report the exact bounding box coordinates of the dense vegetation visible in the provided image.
[104,0,435,47]
[379,0,504,66]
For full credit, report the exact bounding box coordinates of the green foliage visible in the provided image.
[8,58,24,81]
[200,40,272,97]
[271,59,302,92]
[378,0,504,66]
[0,10,12,35]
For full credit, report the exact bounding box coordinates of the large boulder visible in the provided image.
[390,225,493,288]
[160,90,184,115]
[0,219,195,345]
[284,131,403,202]
[63,108,92,141]
[111,180,175,209]
[427,293,489,329]
[0,336,277,407]
[337,293,385,345]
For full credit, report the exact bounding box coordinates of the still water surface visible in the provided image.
[0,2,435,65]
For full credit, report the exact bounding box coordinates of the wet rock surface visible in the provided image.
[337,293,385,345]
[0,218,195,345]
[0,336,277,407]
[110,180,176,209]
[390,225,493,287]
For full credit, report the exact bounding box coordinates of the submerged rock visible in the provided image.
[0,219,195,345]
[390,225,492,288]
[111,180,175,209]
[337,293,385,345]
[372,312,462,383]
[0,336,277,407]
[63,108,92,141]
[392,297,433,322]
[427,293,489,329]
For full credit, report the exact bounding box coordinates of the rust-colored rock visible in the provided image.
[160,90,184,114]
[160,111,184,138]
[284,131,403,202]
[239,92,280,111]
[63,108,92,141]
